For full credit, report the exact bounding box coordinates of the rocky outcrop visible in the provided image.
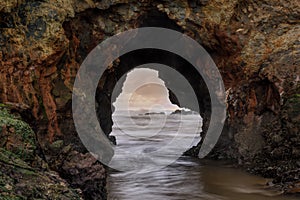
[46,142,107,200]
[0,0,299,198]
[0,148,83,199]
[0,105,83,199]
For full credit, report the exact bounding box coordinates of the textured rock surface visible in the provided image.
[0,148,83,200]
[46,143,107,200]
[0,106,82,199]
[0,0,299,198]
[0,104,36,161]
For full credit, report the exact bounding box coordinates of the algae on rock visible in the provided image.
[0,105,36,161]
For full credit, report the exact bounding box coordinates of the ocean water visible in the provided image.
[107,112,298,200]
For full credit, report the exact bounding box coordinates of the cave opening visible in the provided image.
[107,66,203,170]
[2,2,298,200]
[110,67,201,148]
[94,9,212,157]
[95,48,212,156]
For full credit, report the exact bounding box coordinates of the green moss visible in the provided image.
[288,94,300,105]
[0,103,7,108]
[0,148,34,200]
[49,140,64,151]
[292,93,300,99]
[0,195,24,200]
[285,94,300,119]
[0,148,32,170]
[0,106,36,160]
[0,148,82,200]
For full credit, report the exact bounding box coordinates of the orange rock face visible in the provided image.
[0,0,299,197]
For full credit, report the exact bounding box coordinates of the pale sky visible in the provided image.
[113,68,179,112]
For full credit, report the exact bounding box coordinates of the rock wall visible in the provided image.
[0,105,83,199]
[0,0,299,198]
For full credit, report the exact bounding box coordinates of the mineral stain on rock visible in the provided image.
[0,0,299,199]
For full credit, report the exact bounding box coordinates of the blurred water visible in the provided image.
[108,111,202,172]
[107,112,298,200]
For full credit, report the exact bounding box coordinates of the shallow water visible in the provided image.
[107,112,298,200]
[108,158,300,200]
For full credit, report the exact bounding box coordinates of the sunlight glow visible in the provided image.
[113,68,179,113]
